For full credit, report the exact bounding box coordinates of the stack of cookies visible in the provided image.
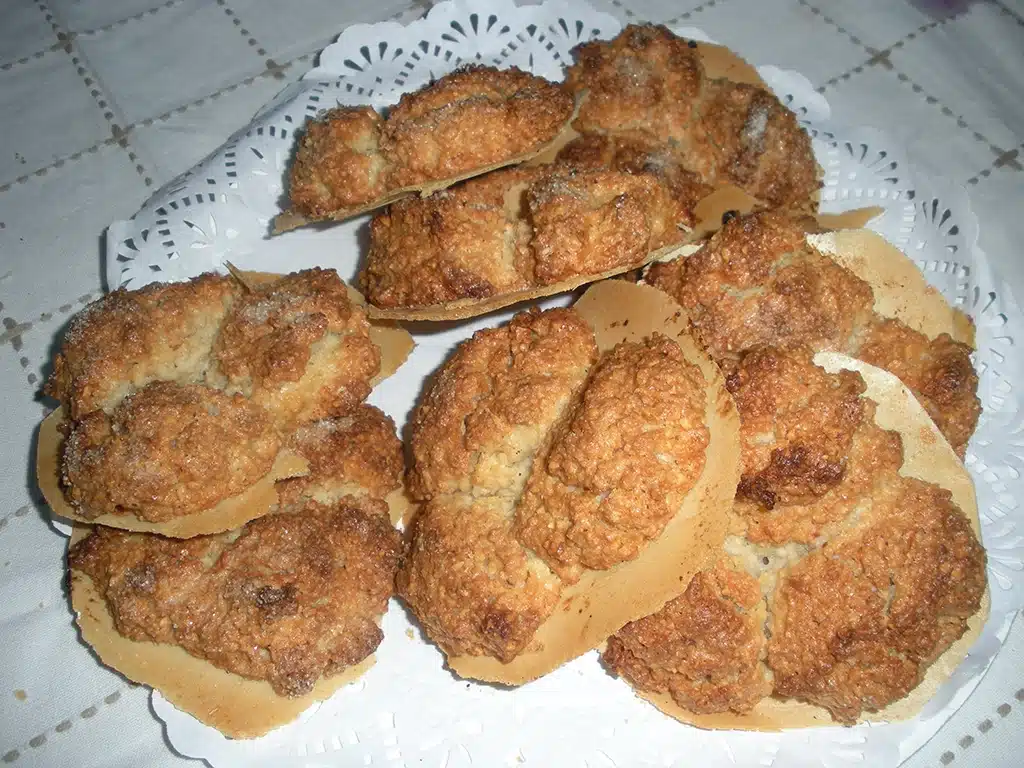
[38,23,988,740]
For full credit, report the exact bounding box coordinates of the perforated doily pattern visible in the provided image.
[98,1,1024,766]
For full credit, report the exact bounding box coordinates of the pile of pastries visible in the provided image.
[38,24,987,740]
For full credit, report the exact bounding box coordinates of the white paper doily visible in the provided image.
[96,1,1024,766]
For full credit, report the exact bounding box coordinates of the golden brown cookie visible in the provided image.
[40,269,393,536]
[646,210,980,455]
[556,132,713,228]
[604,557,771,715]
[61,382,282,523]
[278,404,404,509]
[209,268,380,427]
[603,351,987,727]
[399,280,741,684]
[280,65,574,229]
[565,25,819,209]
[361,164,695,320]
[47,273,237,420]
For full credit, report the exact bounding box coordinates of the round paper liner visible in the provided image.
[447,279,742,684]
[628,352,989,730]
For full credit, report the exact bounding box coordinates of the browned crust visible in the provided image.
[604,559,771,715]
[62,382,282,522]
[361,168,541,309]
[360,165,692,313]
[382,65,574,188]
[557,132,713,229]
[630,593,990,732]
[69,498,401,699]
[399,309,596,661]
[646,210,981,454]
[65,398,405,729]
[808,229,976,348]
[527,167,684,283]
[768,474,986,723]
[282,65,574,225]
[854,319,979,460]
[648,209,874,358]
[210,267,380,428]
[567,25,704,145]
[287,106,386,216]
[69,533,376,739]
[43,268,385,531]
[38,407,309,538]
[406,308,598,500]
[737,404,904,548]
[398,495,562,662]
[278,404,404,506]
[696,79,820,209]
[726,346,867,513]
[564,24,820,208]
[234,269,415,387]
[513,334,710,582]
[46,273,238,419]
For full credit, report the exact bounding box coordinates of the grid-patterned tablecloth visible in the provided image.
[1,1,1022,766]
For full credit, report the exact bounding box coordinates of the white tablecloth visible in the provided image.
[1,1,1022,766]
